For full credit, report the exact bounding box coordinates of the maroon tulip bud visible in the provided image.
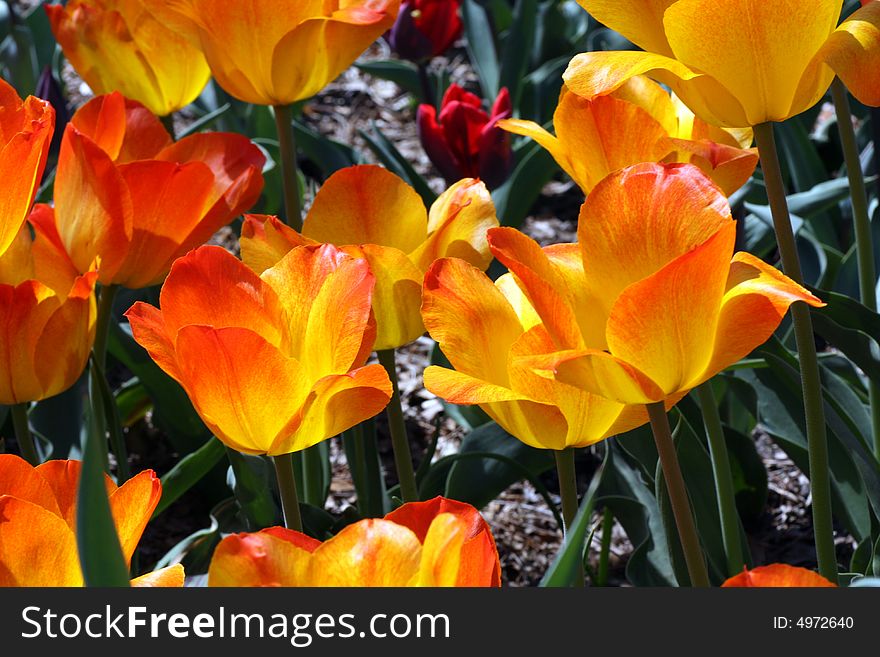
[388,0,463,61]
[418,85,514,190]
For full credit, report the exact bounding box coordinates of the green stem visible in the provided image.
[11,403,38,465]
[596,506,613,587]
[831,78,880,461]
[696,383,745,576]
[417,61,435,108]
[301,444,325,508]
[646,402,710,588]
[377,349,419,503]
[753,122,838,584]
[273,104,303,231]
[273,453,303,532]
[94,285,118,371]
[160,113,176,140]
[554,448,583,587]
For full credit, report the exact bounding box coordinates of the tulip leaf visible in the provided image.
[225,449,281,531]
[540,451,606,587]
[358,122,437,206]
[443,422,555,509]
[30,375,86,459]
[498,0,538,106]
[461,0,501,99]
[342,418,388,518]
[355,60,421,99]
[153,437,226,519]
[492,141,557,227]
[292,119,360,179]
[77,369,130,587]
[154,498,240,575]
[810,288,880,381]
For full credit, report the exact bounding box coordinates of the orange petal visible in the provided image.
[303,165,428,253]
[0,496,82,586]
[208,529,316,587]
[131,564,186,587]
[667,138,759,196]
[552,349,668,405]
[604,223,736,397]
[703,252,825,379]
[575,0,676,56]
[174,325,308,455]
[109,470,162,565]
[0,454,61,517]
[821,2,880,107]
[722,564,836,587]
[240,214,312,274]
[125,302,183,382]
[578,162,732,318]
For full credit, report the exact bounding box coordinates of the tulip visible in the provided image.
[125,243,392,457]
[0,78,54,257]
[241,165,498,351]
[722,565,837,588]
[0,454,184,587]
[491,163,822,405]
[565,0,880,128]
[499,77,757,196]
[208,497,500,587]
[418,85,514,190]
[388,0,463,61]
[0,205,97,406]
[46,0,211,117]
[160,0,400,106]
[53,92,265,289]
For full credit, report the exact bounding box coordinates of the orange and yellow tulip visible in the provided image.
[565,0,880,127]
[499,77,757,196]
[0,78,54,257]
[486,163,823,406]
[158,0,401,106]
[53,92,265,289]
[722,564,836,588]
[241,165,498,350]
[0,205,96,405]
[0,454,184,587]
[208,497,500,586]
[126,243,393,456]
[46,0,211,116]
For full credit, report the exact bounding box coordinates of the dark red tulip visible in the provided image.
[418,84,514,190]
[389,0,463,61]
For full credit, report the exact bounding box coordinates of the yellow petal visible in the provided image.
[240,214,313,274]
[207,529,319,587]
[0,454,62,517]
[576,0,677,56]
[109,470,162,565]
[131,564,185,587]
[821,2,880,107]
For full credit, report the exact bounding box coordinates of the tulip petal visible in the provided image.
[307,519,422,586]
[125,302,183,382]
[269,365,392,455]
[578,162,731,318]
[820,2,880,107]
[131,564,185,587]
[663,0,840,125]
[605,223,737,396]
[0,497,82,586]
[722,564,836,588]
[411,513,468,586]
[109,470,162,565]
[208,530,316,587]
[702,252,824,380]
[303,165,428,253]
[564,50,749,128]
[0,454,61,517]
[240,214,312,274]
[174,325,308,455]
[552,349,667,405]
[418,104,463,183]
[576,0,676,55]
[667,138,759,196]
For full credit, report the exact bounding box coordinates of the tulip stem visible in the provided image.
[160,113,176,140]
[696,382,745,576]
[377,349,419,503]
[596,506,613,587]
[554,448,584,587]
[753,122,838,584]
[646,401,710,587]
[301,445,325,508]
[11,403,38,465]
[831,78,880,461]
[94,284,118,371]
[417,61,435,108]
[273,104,303,231]
[273,452,303,532]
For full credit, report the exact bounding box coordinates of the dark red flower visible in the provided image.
[418,85,514,190]
[388,0,463,61]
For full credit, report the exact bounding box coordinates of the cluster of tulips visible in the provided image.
[1,0,879,589]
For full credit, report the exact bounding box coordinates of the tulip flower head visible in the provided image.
[46,0,211,116]
[565,0,880,127]
[126,243,393,456]
[0,205,96,405]
[500,77,758,196]
[485,163,823,406]
[722,564,837,587]
[0,78,54,257]
[53,92,265,289]
[0,454,184,586]
[241,165,499,350]
[208,497,501,586]
[418,84,514,190]
[388,0,463,61]
[158,0,401,106]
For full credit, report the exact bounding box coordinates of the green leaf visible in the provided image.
[444,422,555,509]
[293,119,360,179]
[810,288,880,381]
[30,376,86,459]
[77,369,130,587]
[342,418,388,518]
[492,142,557,227]
[225,449,281,531]
[462,0,501,98]
[356,60,421,98]
[358,122,437,207]
[498,0,538,106]
[540,450,606,587]
[153,437,226,518]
